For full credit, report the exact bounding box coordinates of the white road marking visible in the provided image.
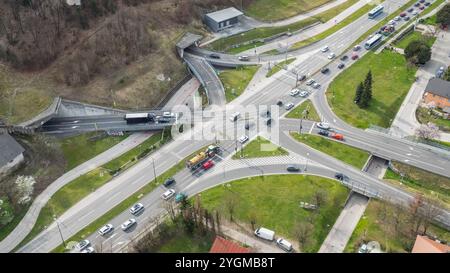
[309,123,315,134]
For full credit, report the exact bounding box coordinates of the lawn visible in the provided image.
[59,132,129,171]
[290,132,370,169]
[232,136,288,159]
[245,0,333,21]
[266,58,296,77]
[219,66,260,102]
[291,2,375,49]
[208,0,359,53]
[395,31,437,49]
[384,161,450,206]
[51,144,214,252]
[198,174,349,252]
[422,14,437,26]
[416,107,450,132]
[156,229,215,253]
[327,51,417,129]
[285,100,321,121]
[345,199,450,253]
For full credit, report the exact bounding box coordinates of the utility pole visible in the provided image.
[54,217,66,249]
[152,157,157,184]
[299,117,303,134]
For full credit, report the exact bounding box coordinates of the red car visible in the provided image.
[351,53,359,60]
[399,12,407,17]
[331,133,344,141]
[202,160,214,170]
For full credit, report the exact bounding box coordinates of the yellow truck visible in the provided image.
[186,145,221,170]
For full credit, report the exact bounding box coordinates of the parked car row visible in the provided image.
[254,227,293,252]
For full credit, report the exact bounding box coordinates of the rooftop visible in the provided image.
[411,235,450,253]
[209,236,252,253]
[205,7,243,23]
[0,133,25,167]
[425,78,450,99]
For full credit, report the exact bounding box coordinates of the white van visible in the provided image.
[230,112,240,122]
[254,227,275,241]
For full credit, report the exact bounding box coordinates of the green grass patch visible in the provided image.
[60,132,129,171]
[422,14,438,25]
[199,174,349,252]
[156,228,215,253]
[395,31,436,49]
[0,203,29,242]
[416,107,450,132]
[219,66,260,102]
[226,41,265,55]
[345,199,450,252]
[51,144,214,252]
[245,0,333,21]
[266,58,296,77]
[232,136,288,159]
[290,132,370,169]
[291,2,375,49]
[327,51,417,129]
[285,100,321,121]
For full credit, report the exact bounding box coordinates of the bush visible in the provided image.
[436,4,450,26]
[405,40,431,65]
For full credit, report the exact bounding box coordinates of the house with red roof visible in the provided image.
[209,236,252,253]
[411,235,450,253]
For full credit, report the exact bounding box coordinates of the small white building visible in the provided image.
[0,133,25,178]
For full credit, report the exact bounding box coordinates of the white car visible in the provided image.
[317,122,330,130]
[75,240,90,251]
[312,82,321,89]
[306,79,315,86]
[130,203,144,215]
[321,46,329,52]
[81,246,95,253]
[285,103,295,110]
[162,189,176,200]
[163,112,174,118]
[412,10,418,15]
[327,52,336,59]
[389,20,396,25]
[238,55,250,61]
[98,224,114,236]
[290,88,300,97]
[121,218,137,231]
[276,238,293,252]
[299,90,308,97]
[394,16,401,21]
[238,135,249,144]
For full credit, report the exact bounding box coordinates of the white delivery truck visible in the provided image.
[254,227,275,241]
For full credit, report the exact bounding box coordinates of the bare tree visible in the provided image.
[223,191,239,222]
[415,122,440,140]
[313,190,328,208]
[294,222,314,250]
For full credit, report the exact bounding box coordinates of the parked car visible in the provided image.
[162,189,176,200]
[298,74,307,81]
[290,88,300,96]
[312,82,321,89]
[285,103,295,110]
[121,218,137,231]
[321,45,329,52]
[276,238,293,252]
[238,55,250,61]
[299,90,309,97]
[287,164,301,172]
[317,122,330,130]
[209,53,220,59]
[327,52,336,59]
[353,45,361,51]
[321,67,330,74]
[163,177,175,187]
[75,240,90,251]
[239,135,249,144]
[338,63,345,69]
[340,55,349,61]
[98,224,114,236]
[254,227,275,241]
[330,132,344,140]
[130,203,144,215]
[202,160,214,170]
[306,79,315,86]
[175,192,188,203]
[318,129,329,136]
[81,246,95,253]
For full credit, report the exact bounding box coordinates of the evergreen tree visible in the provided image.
[354,82,364,105]
[364,70,373,101]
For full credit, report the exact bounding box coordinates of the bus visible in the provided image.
[365,34,383,50]
[124,113,152,124]
[368,5,384,19]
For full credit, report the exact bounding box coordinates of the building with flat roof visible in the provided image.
[0,133,25,178]
[204,7,243,32]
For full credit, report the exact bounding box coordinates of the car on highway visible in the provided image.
[285,102,294,110]
[299,90,309,97]
[338,63,345,69]
[238,55,250,61]
[298,74,307,81]
[321,45,329,52]
[239,135,249,144]
[394,16,401,21]
[162,189,176,200]
[202,160,214,170]
[230,112,240,122]
[351,53,359,60]
[290,88,300,96]
[75,240,90,251]
[419,6,424,10]
[287,165,301,172]
[317,122,330,130]
[306,79,315,86]
[399,12,407,17]
[407,8,414,12]
[175,192,188,203]
[276,238,293,252]
[420,0,425,3]
[121,218,137,231]
[98,224,114,236]
[81,246,95,253]
[321,67,330,74]
[245,122,251,130]
[340,55,348,61]
[327,52,336,59]
[163,111,174,118]
[209,53,220,59]
[414,2,420,7]
[404,16,410,21]
[130,203,144,215]
[335,173,347,181]
[163,177,175,187]
[276,100,283,106]
[389,20,396,25]
[353,45,361,51]
[412,10,418,15]
[312,82,321,89]
[424,2,430,6]
[318,129,329,136]
[330,132,344,140]
[265,118,273,126]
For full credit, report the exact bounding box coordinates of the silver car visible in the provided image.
[98,224,113,236]
[285,103,295,110]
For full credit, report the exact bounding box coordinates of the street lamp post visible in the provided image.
[54,216,66,249]
[151,157,157,184]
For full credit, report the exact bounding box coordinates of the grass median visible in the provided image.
[232,136,288,159]
[395,31,436,49]
[245,0,333,21]
[266,58,296,77]
[290,132,370,169]
[219,66,260,102]
[285,100,321,121]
